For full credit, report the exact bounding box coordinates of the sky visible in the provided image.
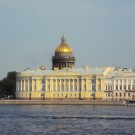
[0,0,135,79]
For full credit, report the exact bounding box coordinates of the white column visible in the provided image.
[64,79,66,91]
[21,80,22,91]
[28,79,30,92]
[69,79,70,92]
[77,79,79,91]
[122,80,123,90]
[73,79,74,91]
[86,79,88,91]
[60,79,61,91]
[45,79,47,91]
[52,79,54,92]
[101,79,102,91]
[56,79,57,91]
[23,79,26,91]
[114,80,115,91]
[118,80,119,90]
[126,80,128,90]
[131,79,133,90]
[50,79,52,91]
[81,79,83,91]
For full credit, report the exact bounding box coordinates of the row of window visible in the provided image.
[53,93,79,97]
[106,85,135,91]
[106,92,131,97]
[115,80,135,84]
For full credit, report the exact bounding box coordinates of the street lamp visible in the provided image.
[41,89,45,100]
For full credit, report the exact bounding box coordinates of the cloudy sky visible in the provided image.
[0,0,135,79]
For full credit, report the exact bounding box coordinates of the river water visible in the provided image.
[0,105,135,135]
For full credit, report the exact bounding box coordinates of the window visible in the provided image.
[116,93,118,97]
[120,93,122,97]
[128,93,130,97]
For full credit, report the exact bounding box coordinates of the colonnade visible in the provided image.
[16,79,37,92]
[16,78,103,92]
[114,79,135,91]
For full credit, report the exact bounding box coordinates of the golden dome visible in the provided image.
[55,35,72,53]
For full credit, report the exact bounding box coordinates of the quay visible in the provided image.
[0,100,124,105]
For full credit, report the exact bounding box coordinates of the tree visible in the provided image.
[0,71,16,99]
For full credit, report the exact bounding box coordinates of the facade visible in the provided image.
[16,36,135,100]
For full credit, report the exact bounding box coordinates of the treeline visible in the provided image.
[0,71,16,99]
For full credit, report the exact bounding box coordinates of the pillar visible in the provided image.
[69,79,70,92]
[56,79,57,91]
[81,79,83,91]
[131,79,132,90]
[73,79,74,91]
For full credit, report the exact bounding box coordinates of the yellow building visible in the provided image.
[16,36,135,100]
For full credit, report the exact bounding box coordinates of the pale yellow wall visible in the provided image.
[16,72,105,100]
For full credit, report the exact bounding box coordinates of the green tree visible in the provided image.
[0,71,16,99]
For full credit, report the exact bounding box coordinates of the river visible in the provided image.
[0,105,135,135]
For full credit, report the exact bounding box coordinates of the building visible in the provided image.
[16,36,135,100]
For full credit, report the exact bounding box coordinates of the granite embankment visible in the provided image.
[0,100,124,105]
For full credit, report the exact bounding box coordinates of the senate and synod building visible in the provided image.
[16,36,135,100]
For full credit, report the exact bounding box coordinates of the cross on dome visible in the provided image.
[61,35,66,44]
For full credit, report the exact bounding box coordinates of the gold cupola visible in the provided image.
[55,35,72,53]
[52,35,75,70]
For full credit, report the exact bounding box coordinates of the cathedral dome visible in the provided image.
[55,35,72,53]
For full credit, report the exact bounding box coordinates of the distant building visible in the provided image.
[16,36,135,100]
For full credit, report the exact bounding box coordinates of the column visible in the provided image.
[52,79,54,92]
[50,79,52,91]
[86,79,88,91]
[114,80,115,91]
[28,79,30,92]
[122,80,123,90]
[60,79,61,91]
[64,79,66,91]
[117,80,119,90]
[31,79,34,91]
[77,79,79,91]
[56,79,57,91]
[101,79,103,91]
[45,79,47,91]
[131,79,133,90]
[21,80,22,91]
[69,79,70,92]
[126,80,128,90]
[73,79,74,91]
[81,79,83,91]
